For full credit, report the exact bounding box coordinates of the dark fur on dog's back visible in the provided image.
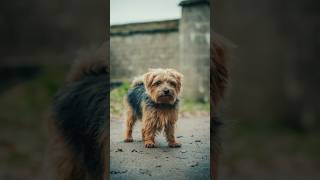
[127,84,146,118]
[50,43,108,180]
[127,83,179,119]
[52,73,107,178]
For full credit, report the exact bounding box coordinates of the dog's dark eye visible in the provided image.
[169,81,176,87]
[154,81,162,86]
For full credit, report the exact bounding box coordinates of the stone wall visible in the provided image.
[179,0,210,101]
[110,20,180,81]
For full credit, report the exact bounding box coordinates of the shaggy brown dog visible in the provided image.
[124,68,183,148]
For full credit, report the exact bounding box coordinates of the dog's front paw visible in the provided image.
[168,142,181,148]
[124,137,133,142]
[144,142,156,148]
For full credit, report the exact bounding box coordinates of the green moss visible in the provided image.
[180,99,210,114]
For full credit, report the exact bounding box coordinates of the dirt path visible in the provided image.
[110,116,210,180]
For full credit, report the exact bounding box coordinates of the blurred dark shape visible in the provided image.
[110,81,123,90]
[215,0,320,132]
[214,0,320,179]
[0,0,106,66]
[0,66,40,93]
[0,0,106,179]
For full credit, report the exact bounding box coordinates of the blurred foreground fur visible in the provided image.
[211,32,231,179]
[48,42,109,180]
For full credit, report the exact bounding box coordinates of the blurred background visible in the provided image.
[110,0,210,118]
[2,0,319,179]
[214,1,320,179]
[0,1,105,179]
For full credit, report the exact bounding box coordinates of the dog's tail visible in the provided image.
[66,42,108,83]
[131,76,144,87]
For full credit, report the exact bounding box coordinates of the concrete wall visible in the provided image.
[110,29,180,81]
[179,0,210,101]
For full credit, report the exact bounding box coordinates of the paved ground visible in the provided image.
[110,116,210,180]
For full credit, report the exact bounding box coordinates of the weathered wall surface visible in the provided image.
[180,1,210,101]
[110,29,180,81]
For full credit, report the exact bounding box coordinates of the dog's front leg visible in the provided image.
[141,116,157,148]
[142,127,156,148]
[165,121,181,148]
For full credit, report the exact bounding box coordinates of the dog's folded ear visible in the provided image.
[166,68,184,82]
[143,71,156,88]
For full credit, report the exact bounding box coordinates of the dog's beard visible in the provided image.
[156,94,176,104]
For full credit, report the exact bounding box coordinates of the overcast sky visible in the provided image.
[111,0,182,25]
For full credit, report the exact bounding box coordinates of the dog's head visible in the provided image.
[143,68,183,104]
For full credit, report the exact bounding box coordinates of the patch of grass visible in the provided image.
[180,99,210,116]
[110,81,130,118]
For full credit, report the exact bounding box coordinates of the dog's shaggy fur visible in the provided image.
[48,43,109,180]
[124,68,183,148]
[211,33,230,179]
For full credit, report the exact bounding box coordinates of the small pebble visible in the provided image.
[176,156,187,159]
[115,148,123,152]
[190,162,199,167]
[139,169,152,176]
[110,170,127,174]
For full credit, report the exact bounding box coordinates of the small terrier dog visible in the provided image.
[124,68,183,148]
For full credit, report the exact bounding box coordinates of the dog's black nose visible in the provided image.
[164,90,170,95]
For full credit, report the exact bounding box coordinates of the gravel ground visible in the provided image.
[110,116,210,180]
